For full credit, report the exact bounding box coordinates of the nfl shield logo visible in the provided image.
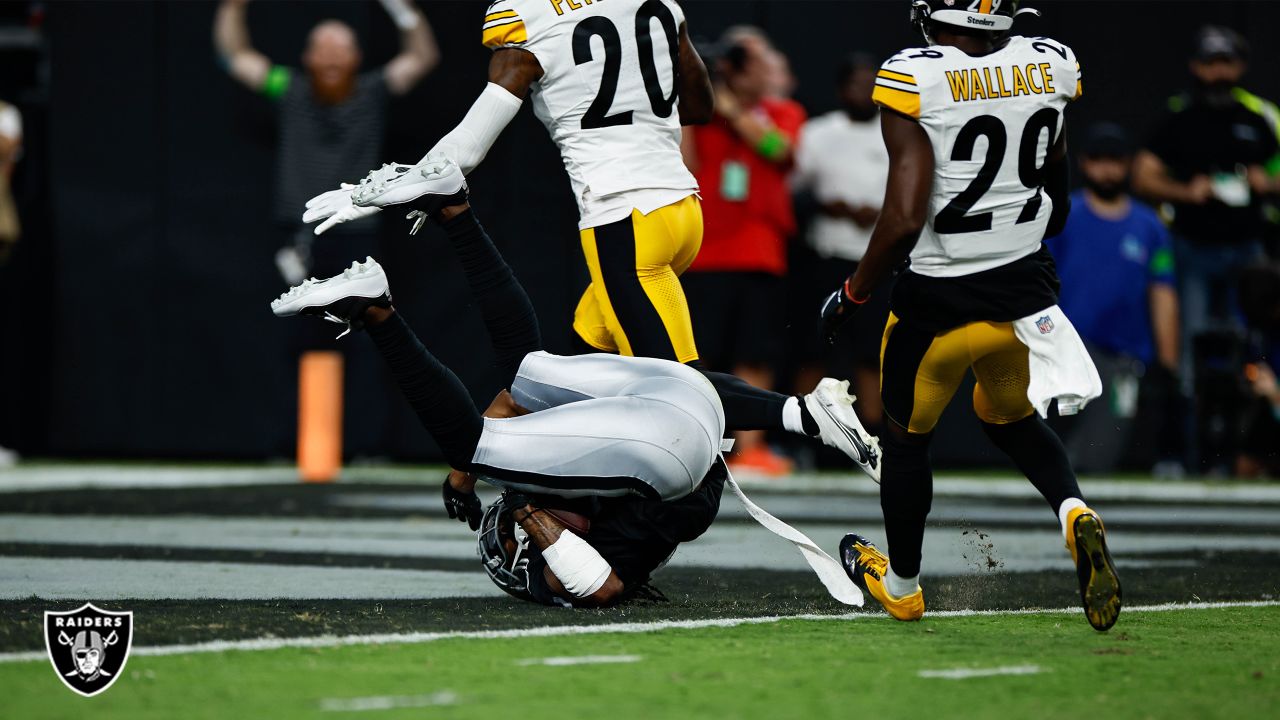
[1036,315,1055,334]
[44,603,134,697]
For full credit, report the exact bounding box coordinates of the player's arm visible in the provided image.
[416,49,542,172]
[515,503,624,608]
[380,0,440,96]
[820,109,932,340]
[1043,130,1070,239]
[213,0,273,92]
[676,22,713,126]
[306,42,542,233]
[843,111,932,298]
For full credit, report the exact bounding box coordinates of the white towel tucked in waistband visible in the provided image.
[1012,305,1103,417]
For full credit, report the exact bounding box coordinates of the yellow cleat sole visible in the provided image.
[1072,512,1122,631]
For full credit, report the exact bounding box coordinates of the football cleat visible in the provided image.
[1064,506,1122,631]
[350,156,469,234]
[840,534,924,621]
[270,257,392,338]
[804,378,881,483]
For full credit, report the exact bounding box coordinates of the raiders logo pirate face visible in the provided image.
[44,603,134,697]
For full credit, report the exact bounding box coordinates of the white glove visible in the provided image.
[302,183,381,236]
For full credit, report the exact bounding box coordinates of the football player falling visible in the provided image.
[822,0,1122,631]
[302,0,882,487]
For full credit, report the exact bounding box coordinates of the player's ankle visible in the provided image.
[437,202,472,222]
[783,396,820,437]
[885,565,921,599]
[364,305,395,326]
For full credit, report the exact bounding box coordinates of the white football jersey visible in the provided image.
[483,0,698,228]
[872,35,1082,277]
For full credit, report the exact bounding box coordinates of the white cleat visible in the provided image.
[350,156,469,234]
[270,257,392,338]
[804,378,881,483]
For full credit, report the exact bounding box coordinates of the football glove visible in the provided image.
[442,478,483,531]
[819,278,863,345]
[302,183,381,236]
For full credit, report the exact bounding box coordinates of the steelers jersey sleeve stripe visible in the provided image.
[877,69,917,86]
[1073,61,1083,100]
[485,10,519,23]
[872,84,921,119]
[482,15,528,48]
[875,77,919,94]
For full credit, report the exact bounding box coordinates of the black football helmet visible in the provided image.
[909,0,1040,44]
[477,493,535,602]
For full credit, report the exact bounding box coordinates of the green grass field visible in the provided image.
[6,605,1277,719]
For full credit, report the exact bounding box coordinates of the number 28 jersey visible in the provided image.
[873,36,1082,278]
[483,0,698,229]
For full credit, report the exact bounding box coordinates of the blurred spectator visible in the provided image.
[214,0,438,284]
[1236,264,1280,478]
[790,54,890,434]
[1133,26,1280,383]
[0,98,20,465]
[0,98,19,266]
[1046,124,1182,473]
[681,28,805,475]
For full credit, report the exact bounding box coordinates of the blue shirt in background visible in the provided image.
[1046,190,1175,365]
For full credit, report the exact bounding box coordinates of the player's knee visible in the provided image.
[972,385,1035,425]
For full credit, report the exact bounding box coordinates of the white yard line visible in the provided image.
[5,465,1280,504]
[0,600,1275,665]
[515,654,642,667]
[918,664,1043,679]
[319,690,458,712]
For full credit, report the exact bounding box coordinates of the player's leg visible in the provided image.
[270,260,486,472]
[510,350,723,428]
[843,313,968,621]
[472,383,722,503]
[970,323,1121,631]
[576,198,701,363]
[436,204,542,386]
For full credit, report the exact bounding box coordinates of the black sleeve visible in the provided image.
[1249,111,1280,163]
[1144,110,1181,168]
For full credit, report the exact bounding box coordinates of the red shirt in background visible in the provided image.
[689,97,807,276]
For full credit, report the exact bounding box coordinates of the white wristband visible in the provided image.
[540,530,612,598]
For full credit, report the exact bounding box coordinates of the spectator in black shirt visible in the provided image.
[1133,26,1280,381]
[215,0,439,283]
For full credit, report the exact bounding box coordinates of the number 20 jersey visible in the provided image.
[873,36,1082,278]
[482,0,698,228]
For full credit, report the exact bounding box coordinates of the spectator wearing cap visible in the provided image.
[1046,124,1182,473]
[790,54,890,435]
[1133,26,1280,383]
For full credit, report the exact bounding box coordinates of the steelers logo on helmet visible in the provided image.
[909,0,1041,44]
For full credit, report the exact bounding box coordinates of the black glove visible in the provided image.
[442,478,483,531]
[819,280,861,345]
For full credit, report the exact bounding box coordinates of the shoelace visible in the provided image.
[857,543,889,577]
